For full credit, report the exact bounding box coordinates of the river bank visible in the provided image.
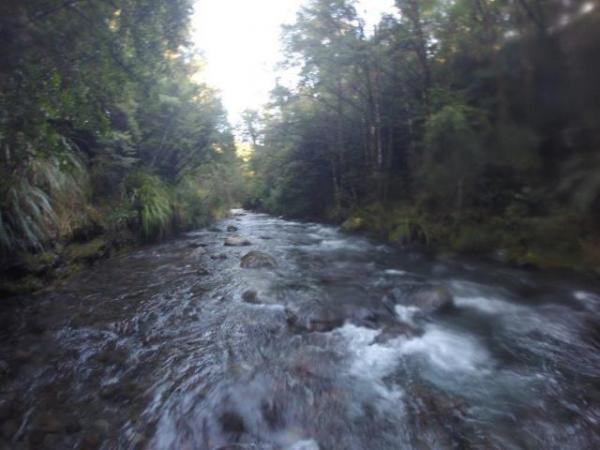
[338,203,600,277]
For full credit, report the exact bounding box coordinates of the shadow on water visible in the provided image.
[1,210,600,449]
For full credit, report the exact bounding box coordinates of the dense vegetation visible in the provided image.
[246,0,600,272]
[0,0,242,293]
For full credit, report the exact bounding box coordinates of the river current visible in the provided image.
[1,210,599,449]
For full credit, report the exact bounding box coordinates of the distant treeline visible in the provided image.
[0,0,242,292]
[246,0,600,271]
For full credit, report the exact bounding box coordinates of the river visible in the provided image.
[1,210,599,449]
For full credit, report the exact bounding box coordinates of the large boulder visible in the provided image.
[224,236,251,247]
[240,251,276,269]
[240,250,277,269]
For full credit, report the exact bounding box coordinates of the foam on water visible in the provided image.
[384,269,407,276]
[334,324,404,401]
[394,304,421,324]
[399,325,492,374]
[454,295,526,315]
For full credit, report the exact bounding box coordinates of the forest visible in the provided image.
[0,0,242,294]
[246,0,600,273]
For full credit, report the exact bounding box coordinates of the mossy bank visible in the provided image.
[339,203,600,276]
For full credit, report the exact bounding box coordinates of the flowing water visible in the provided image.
[1,211,600,449]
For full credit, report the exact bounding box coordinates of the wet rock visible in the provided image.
[219,411,245,434]
[196,266,210,276]
[224,236,251,247]
[411,287,454,314]
[188,241,208,249]
[211,254,228,260]
[259,236,273,240]
[209,227,222,232]
[240,251,276,269]
[388,284,454,316]
[189,247,207,259]
[373,323,420,344]
[286,308,344,333]
[241,290,260,304]
[227,225,238,232]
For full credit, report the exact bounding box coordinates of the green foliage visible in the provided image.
[0,0,242,263]
[0,149,86,252]
[419,101,489,211]
[125,171,173,240]
[247,0,600,270]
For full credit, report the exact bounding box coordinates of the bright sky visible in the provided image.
[191,0,396,126]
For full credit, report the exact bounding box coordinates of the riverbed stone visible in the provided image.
[240,251,276,269]
[242,290,260,304]
[388,284,454,315]
[189,247,206,259]
[227,225,238,232]
[224,236,251,247]
[411,287,454,314]
[286,308,344,333]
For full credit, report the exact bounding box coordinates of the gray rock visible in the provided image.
[388,284,454,315]
[241,290,260,304]
[227,225,238,232]
[188,247,206,259]
[224,236,252,247]
[411,287,454,314]
[286,308,344,333]
[240,251,276,269]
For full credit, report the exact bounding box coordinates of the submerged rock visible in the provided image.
[188,247,206,259]
[227,225,238,232]
[388,284,454,316]
[411,287,454,314]
[240,251,276,269]
[286,308,344,332]
[224,236,251,247]
[241,290,260,304]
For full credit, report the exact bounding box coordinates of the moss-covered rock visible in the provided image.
[340,216,365,232]
[18,251,60,275]
[64,238,109,263]
[0,275,45,296]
